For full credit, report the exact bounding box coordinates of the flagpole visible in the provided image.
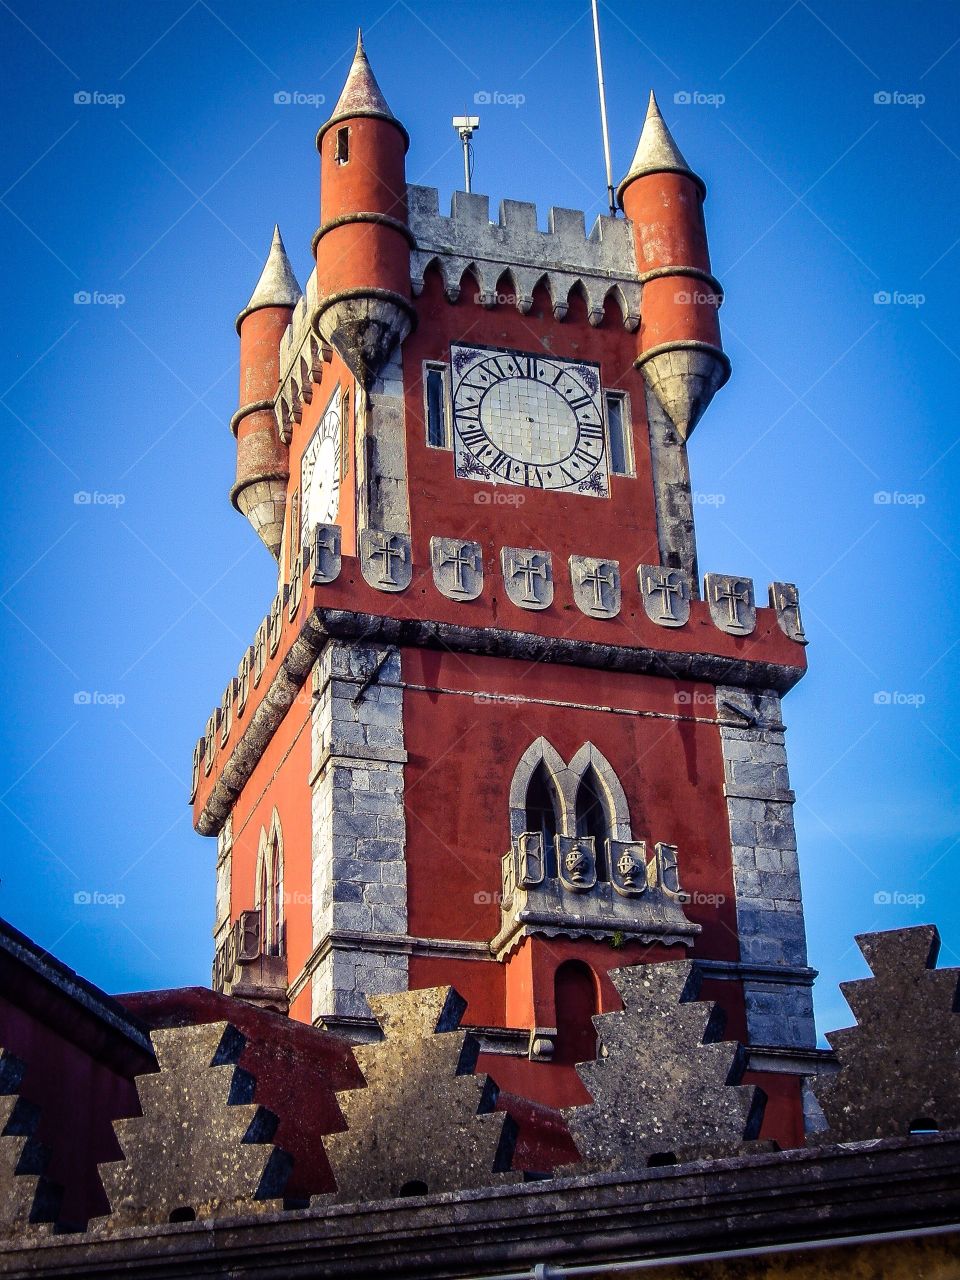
[591,0,617,215]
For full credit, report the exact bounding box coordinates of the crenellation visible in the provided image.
[407,184,641,329]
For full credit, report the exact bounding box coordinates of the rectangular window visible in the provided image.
[335,126,350,165]
[288,488,300,567]
[605,392,633,476]
[341,392,350,477]
[424,363,450,448]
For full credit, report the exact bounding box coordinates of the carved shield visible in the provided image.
[608,839,648,897]
[638,565,691,628]
[770,581,807,643]
[515,831,545,886]
[431,536,483,601]
[311,523,342,585]
[570,556,621,619]
[359,529,413,592]
[705,573,756,635]
[556,836,597,891]
[501,547,553,610]
[654,843,691,903]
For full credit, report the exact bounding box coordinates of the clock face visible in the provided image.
[451,344,608,496]
[300,389,342,537]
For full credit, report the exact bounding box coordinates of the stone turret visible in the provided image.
[231,226,302,559]
[313,32,415,387]
[618,92,729,440]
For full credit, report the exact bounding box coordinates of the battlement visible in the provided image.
[407,186,640,327]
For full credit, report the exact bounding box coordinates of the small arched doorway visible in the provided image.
[553,960,599,1066]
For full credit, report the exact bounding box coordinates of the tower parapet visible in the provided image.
[231,226,302,559]
[408,187,640,327]
[618,92,729,441]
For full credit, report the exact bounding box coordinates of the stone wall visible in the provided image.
[309,641,408,1026]
[717,686,816,1049]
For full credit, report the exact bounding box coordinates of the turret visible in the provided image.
[618,93,730,440]
[231,226,302,559]
[313,31,415,388]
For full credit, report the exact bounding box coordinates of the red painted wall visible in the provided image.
[403,269,661,568]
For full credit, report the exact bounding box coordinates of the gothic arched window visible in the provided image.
[575,766,610,880]
[526,762,560,878]
[256,813,284,957]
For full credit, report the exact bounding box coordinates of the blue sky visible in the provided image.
[0,0,957,1040]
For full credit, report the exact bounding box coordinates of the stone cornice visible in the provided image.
[5,1135,958,1276]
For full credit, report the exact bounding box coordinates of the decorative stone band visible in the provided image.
[314,524,805,640]
[194,606,805,838]
[309,288,414,340]
[311,212,417,255]
[229,469,290,513]
[229,399,278,438]
[635,337,732,378]
[315,108,410,152]
[616,158,707,206]
[637,263,725,305]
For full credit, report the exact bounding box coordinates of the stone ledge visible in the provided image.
[6,1135,958,1277]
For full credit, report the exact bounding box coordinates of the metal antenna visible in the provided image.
[591,0,616,215]
[452,115,480,193]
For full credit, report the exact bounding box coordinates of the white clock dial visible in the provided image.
[451,344,608,496]
[300,390,343,536]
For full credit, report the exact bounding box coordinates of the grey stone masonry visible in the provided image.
[645,388,699,591]
[309,641,408,1024]
[407,187,641,328]
[717,686,816,1050]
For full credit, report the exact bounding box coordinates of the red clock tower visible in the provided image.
[194,37,815,1142]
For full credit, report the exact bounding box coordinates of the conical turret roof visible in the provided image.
[235,225,303,331]
[317,31,409,150]
[616,92,704,206]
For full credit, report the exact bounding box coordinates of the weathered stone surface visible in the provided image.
[0,1049,60,1235]
[358,530,412,593]
[638,563,692,627]
[569,556,620,619]
[813,926,960,1142]
[500,548,553,610]
[563,962,763,1171]
[97,1022,291,1227]
[705,573,756,635]
[322,987,518,1202]
[430,537,482,601]
[311,523,342,585]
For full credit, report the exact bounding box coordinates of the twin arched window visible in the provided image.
[520,744,626,882]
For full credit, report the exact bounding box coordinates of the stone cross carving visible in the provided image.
[98,1022,291,1227]
[812,926,960,1142]
[322,987,518,1202]
[236,646,251,715]
[563,963,763,1172]
[501,548,553,610]
[359,530,413,592]
[253,619,267,687]
[638,565,691,627]
[268,588,287,656]
[311,523,342,585]
[770,581,807,644]
[705,573,756,635]
[570,556,621,619]
[431,537,483,600]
